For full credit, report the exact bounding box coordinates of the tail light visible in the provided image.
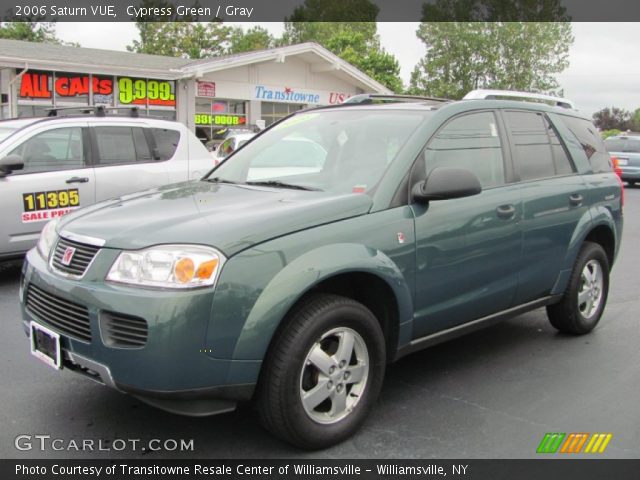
[610,156,624,207]
[611,156,623,178]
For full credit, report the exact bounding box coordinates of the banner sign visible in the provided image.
[18,70,175,107]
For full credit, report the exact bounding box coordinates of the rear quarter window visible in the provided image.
[556,115,611,173]
[150,128,180,160]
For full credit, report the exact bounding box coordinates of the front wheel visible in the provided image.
[546,242,610,334]
[258,294,386,449]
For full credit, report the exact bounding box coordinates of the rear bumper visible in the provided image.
[620,167,640,181]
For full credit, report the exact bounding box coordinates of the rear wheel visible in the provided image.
[258,294,386,449]
[546,242,610,334]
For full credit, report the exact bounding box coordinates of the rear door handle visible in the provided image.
[569,194,583,207]
[66,177,89,184]
[496,204,516,220]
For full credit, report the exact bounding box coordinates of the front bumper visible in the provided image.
[20,247,260,415]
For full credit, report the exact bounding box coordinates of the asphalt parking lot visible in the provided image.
[1,189,638,460]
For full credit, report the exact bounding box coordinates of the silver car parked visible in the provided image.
[0,110,214,260]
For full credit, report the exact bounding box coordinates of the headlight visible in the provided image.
[37,219,59,260]
[106,245,225,289]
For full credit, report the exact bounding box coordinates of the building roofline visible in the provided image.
[0,39,392,94]
[179,42,392,94]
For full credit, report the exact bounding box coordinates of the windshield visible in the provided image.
[605,137,640,153]
[207,109,427,194]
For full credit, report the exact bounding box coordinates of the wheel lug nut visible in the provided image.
[344,372,350,380]
[339,360,346,368]
[336,384,343,393]
[327,381,333,389]
[329,366,336,374]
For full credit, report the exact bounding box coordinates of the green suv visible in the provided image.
[19,91,623,449]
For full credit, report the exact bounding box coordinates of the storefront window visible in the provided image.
[261,102,305,127]
[195,98,248,141]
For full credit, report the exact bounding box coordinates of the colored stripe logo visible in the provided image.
[537,433,612,454]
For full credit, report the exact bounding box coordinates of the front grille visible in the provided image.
[26,284,92,342]
[100,312,148,348]
[51,237,100,277]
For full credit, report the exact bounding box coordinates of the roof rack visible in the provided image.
[463,89,575,109]
[342,93,450,105]
[45,105,142,118]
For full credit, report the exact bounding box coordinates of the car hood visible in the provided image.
[58,181,372,256]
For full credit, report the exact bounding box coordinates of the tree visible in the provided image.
[281,1,403,92]
[227,26,275,55]
[127,0,231,59]
[128,22,231,58]
[592,107,632,132]
[421,0,569,21]
[0,22,61,43]
[409,0,573,98]
[409,21,573,99]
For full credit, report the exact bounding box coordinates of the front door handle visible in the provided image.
[66,177,89,184]
[496,204,516,220]
[569,194,583,207]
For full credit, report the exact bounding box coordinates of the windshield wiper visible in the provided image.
[205,177,239,184]
[245,180,322,191]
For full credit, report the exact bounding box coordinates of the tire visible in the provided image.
[258,293,386,449]
[546,242,610,334]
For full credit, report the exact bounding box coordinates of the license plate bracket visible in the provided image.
[30,321,62,370]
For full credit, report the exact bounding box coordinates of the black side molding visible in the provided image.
[394,295,563,361]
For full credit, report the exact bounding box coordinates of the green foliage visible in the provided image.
[128,22,231,58]
[285,0,379,22]
[421,0,570,21]
[0,22,60,43]
[127,0,231,59]
[600,129,622,140]
[281,18,402,92]
[409,22,573,99]
[227,26,275,54]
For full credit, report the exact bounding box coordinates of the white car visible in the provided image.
[0,110,214,260]
[213,133,256,165]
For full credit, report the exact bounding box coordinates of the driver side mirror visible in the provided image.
[0,154,24,178]
[412,167,482,203]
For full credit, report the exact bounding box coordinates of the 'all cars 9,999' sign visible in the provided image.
[18,70,176,107]
[118,77,176,106]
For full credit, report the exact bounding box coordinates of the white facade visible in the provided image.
[0,40,392,140]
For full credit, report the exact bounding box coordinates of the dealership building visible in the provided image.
[0,39,391,141]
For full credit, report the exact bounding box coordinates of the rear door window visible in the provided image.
[94,126,154,165]
[505,110,575,181]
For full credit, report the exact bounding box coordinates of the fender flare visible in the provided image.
[230,243,414,361]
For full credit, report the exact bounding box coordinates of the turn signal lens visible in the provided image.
[175,257,195,283]
[196,259,219,280]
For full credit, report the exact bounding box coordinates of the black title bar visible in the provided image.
[3,459,640,480]
[0,0,639,22]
